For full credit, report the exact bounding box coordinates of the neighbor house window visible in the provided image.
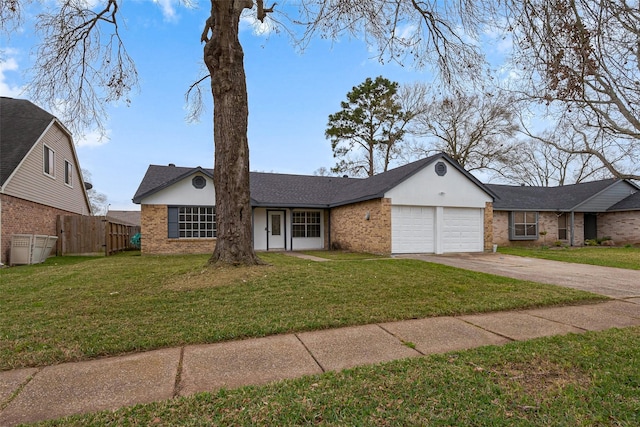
[509,211,538,240]
[292,211,321,238]
[44,145,55,177]
[168,206,216,238]
[64,160,73,186]
[558,213,568,240]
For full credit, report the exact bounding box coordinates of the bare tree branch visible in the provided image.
[26,0,138,136]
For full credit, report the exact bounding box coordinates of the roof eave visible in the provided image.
[133,166,213,204]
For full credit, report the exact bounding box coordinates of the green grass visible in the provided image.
[300,250,386,260]
[498,246,640,270]
[0,251,605,371]
[38,326,640,426]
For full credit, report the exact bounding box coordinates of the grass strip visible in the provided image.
[0,251,604,370]
[498,246,640,270]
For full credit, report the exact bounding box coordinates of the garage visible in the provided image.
[391,206,435,253]
[392,205,484,254]
[442,207,484,253]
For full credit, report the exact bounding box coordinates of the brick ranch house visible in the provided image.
[133,152,640,256]
[0,97,92,265]
[487,179,640,247]
[133,153,497,255]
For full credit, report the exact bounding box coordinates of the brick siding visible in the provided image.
[141,204,216,255]
[483,202,494,251]
[330,198,392,254]
[599,211,640,244]
[493,210,585,247]
[0,194,80,264]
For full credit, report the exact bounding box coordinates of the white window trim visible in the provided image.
[64,159,73,188]
[292,210,322,238]
[43,144,55,179]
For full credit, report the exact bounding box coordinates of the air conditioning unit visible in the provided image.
[10,234,34,265]
[10,234,58,265]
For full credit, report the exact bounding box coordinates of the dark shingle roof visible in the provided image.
[133,153,494,207]
[132,165,210,203]
[106,210,141,226]
[250,172,359,207]
[0,97,56,186]
[486,179,621,211]
[608,190,640,211]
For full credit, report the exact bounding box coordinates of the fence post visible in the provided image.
[103,217,109,257]
[56,215,62,256]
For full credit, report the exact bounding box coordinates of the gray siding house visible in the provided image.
[0,97,92,264]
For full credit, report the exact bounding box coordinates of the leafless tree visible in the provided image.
[495,132,609,187]
[406,90,520,171]
[82,169,109,215]
[507,0,640,180]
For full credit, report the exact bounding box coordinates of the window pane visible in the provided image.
[513,212,524,223]
[307,224,321,238]
[525,224,537,236]
[292,224,305,238]
[271,214,281,236]
[64,161,72,185]
[174,205,217,239]
[525,212,537,223]
[44,146,55,176]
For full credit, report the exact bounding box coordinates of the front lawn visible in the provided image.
[498,246,640,270]
[39,326,640,426]
[0,251,605,371]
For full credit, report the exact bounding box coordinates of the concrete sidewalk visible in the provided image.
[2,300,640,426]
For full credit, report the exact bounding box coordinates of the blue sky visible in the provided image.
[1,3,504,211]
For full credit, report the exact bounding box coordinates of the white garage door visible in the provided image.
[443,207,484,253]
[391,206,435,253]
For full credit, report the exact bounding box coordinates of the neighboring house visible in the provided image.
[487,179,640,247]
[106,210,141,227]
[132,153,497,255]
[0,97,92,264]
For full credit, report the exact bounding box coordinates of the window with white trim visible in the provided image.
[44,145,55,177]
[509,211,538,240]
[168,206,216,238]
[64,160,73,186]
[292,211,321,238]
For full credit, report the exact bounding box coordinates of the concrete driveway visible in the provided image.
[396,253,640,300]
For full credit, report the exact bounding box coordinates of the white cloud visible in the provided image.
[240,9,277,36]
[0,56,25,98]
[75,128,111,148]
[152,0,178,22]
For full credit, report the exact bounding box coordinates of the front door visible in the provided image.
[267,211,286,250]
[584,213,597,241]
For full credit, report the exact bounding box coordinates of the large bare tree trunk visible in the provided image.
[203,0,262,265]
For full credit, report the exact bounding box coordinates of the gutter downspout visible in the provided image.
[0,194,3,266]
[327,208,331,250]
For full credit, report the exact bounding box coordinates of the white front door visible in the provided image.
[267,211,286,250]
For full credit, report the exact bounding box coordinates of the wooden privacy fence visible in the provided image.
[57,215,141,256]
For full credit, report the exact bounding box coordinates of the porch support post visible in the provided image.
[289,208,293,251]
[570,211,575,247]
